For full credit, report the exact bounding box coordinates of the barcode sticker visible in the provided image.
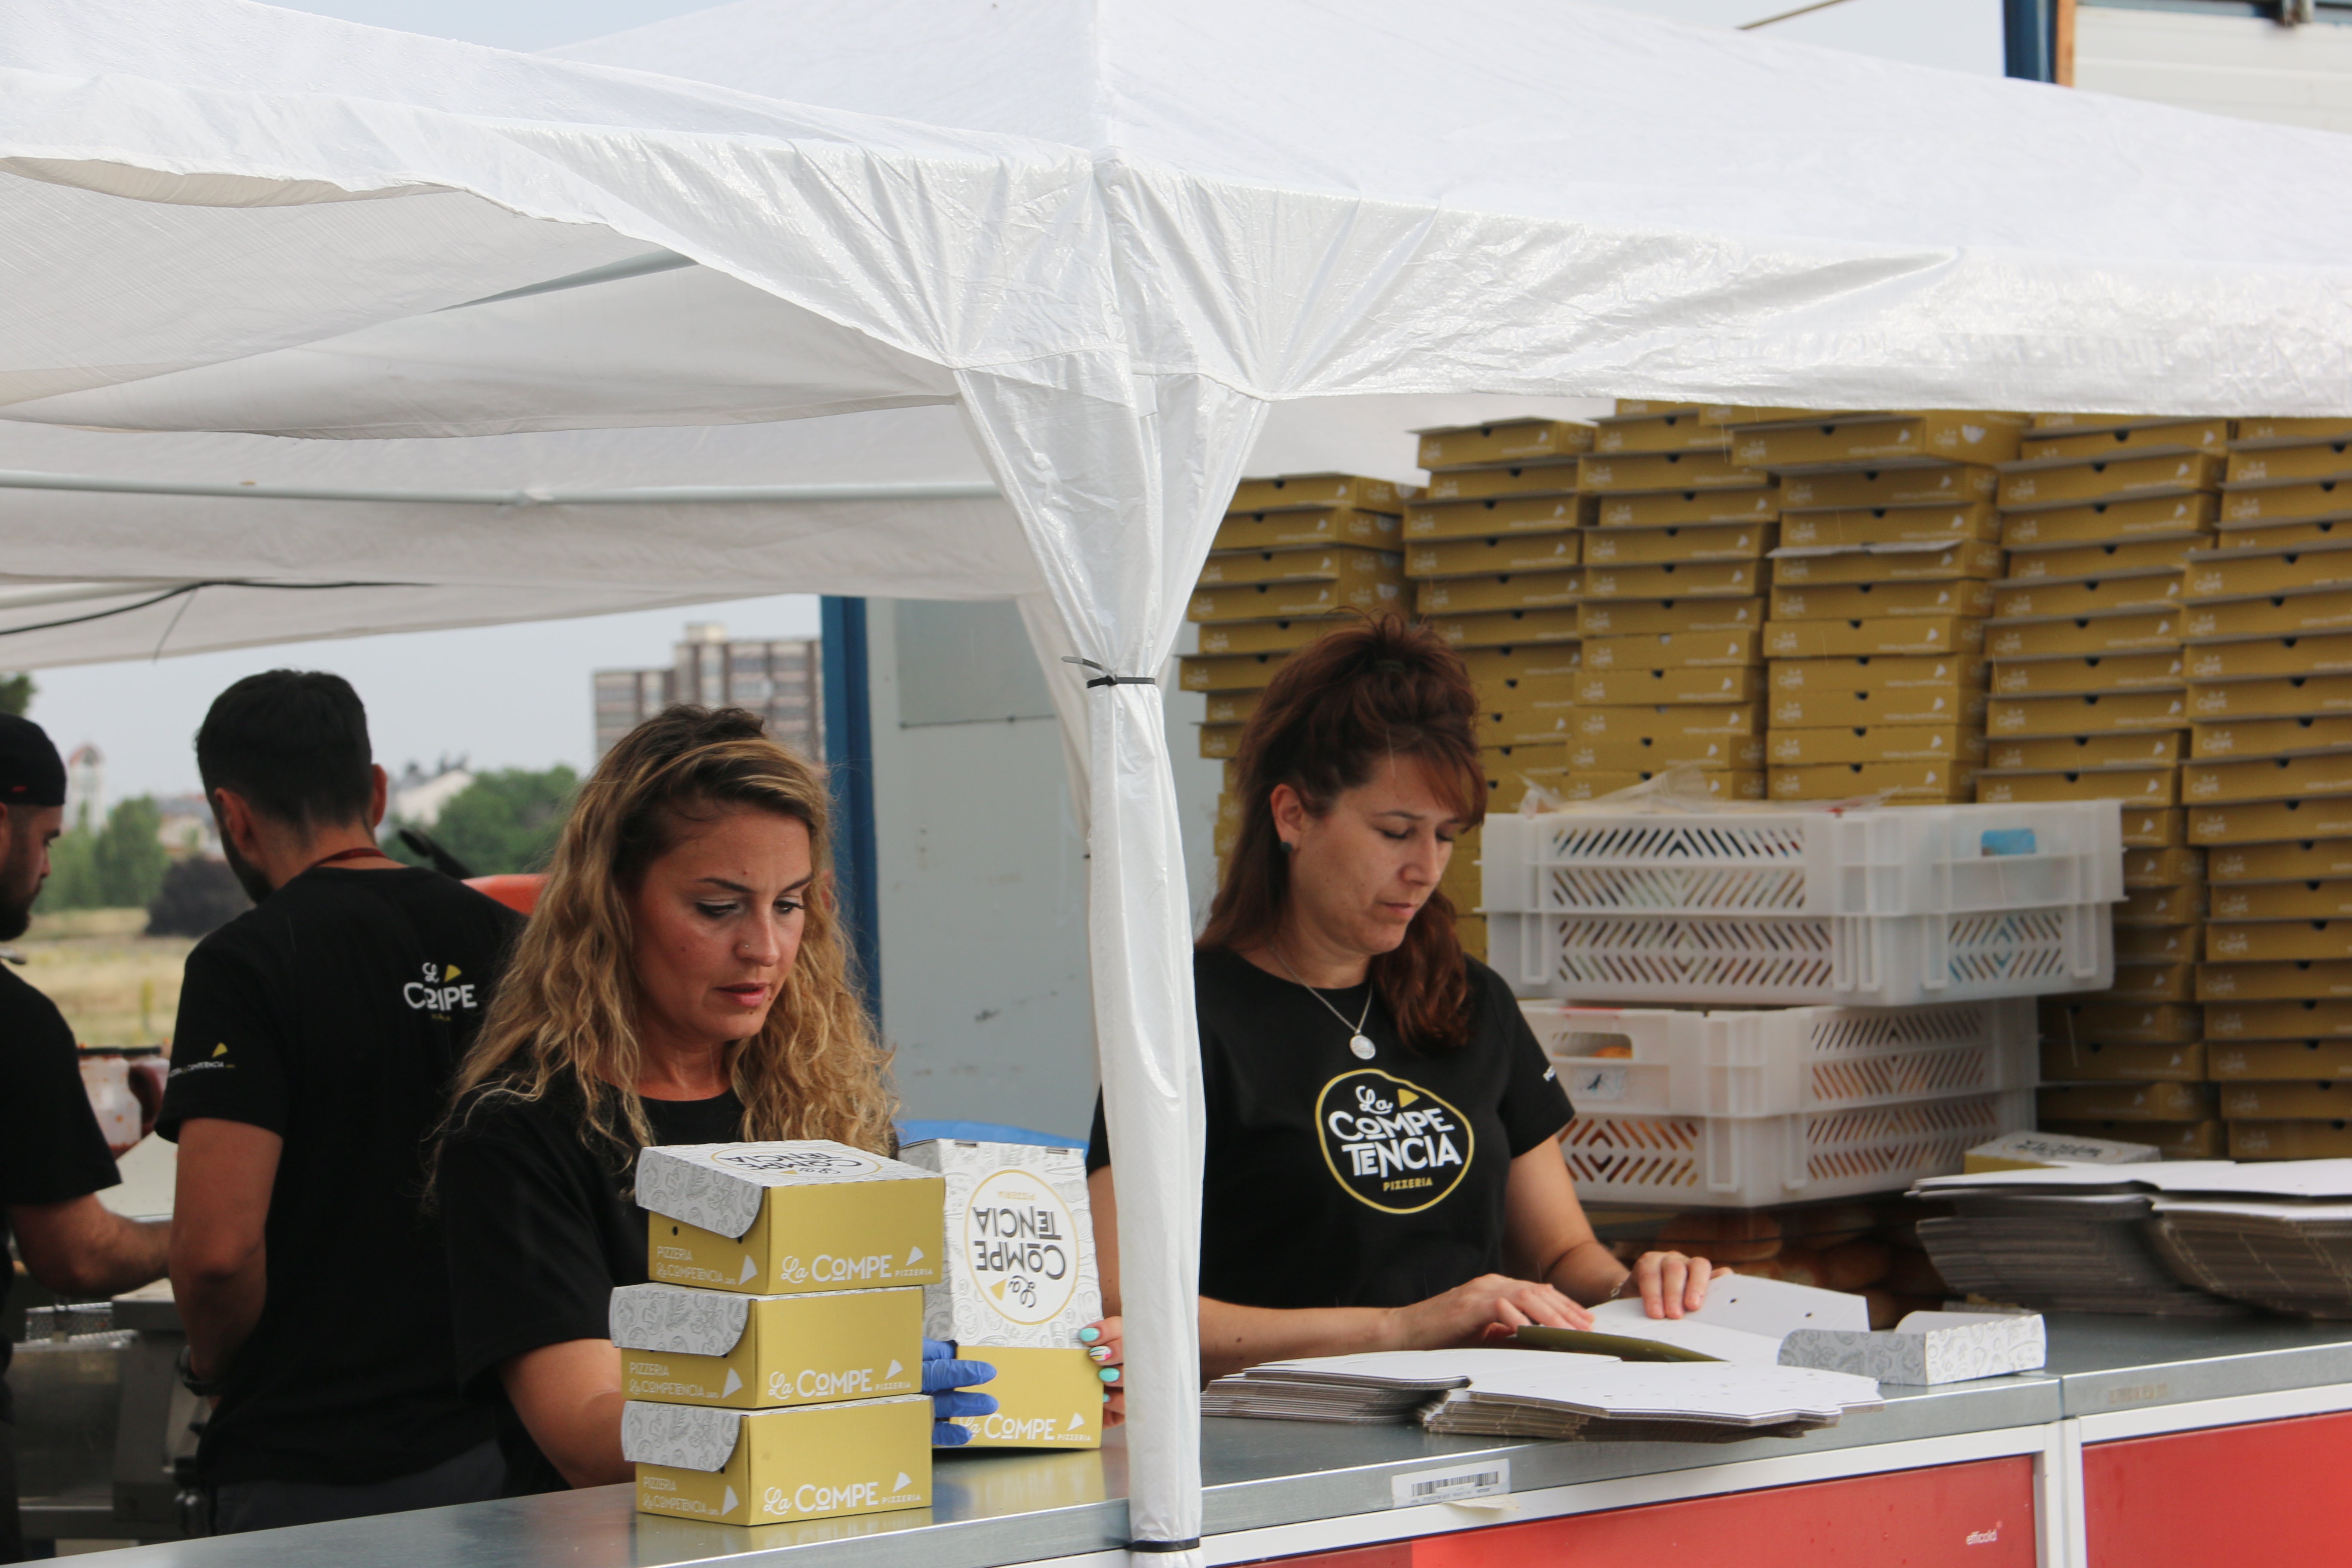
[1390,1459,1511,1509]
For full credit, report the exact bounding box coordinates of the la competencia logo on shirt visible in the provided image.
[1316,1069,1473,1214]
[404,962,480,1019]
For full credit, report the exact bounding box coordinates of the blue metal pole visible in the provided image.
[821,596,882,1026]
[2004,0,2059,81]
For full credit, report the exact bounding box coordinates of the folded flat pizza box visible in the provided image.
[1406,493,1589,539]
[2122,847,2206,885]
[1767,725,1984,766]
[1415,420,1595,470]
[1730,411,2026,471]
[2121,806,2188,848]
[1195,545,1404,589]
[1997,450,2224,511]
[2005,536,2207,583]
[2211,1039,2352,1078]
[1562,769,1765,801]
[1990,653,2186,697]
[1570,702,1765,739]
[1490,769,1570,812]
[2211,838,2352,883]
[611,1284,924,1410]
[1176,652,1290,693]
[1415,570,1580,616]
[2218,481,2352,528]
[1595,487,1779,529]
[1770,579,1994,621]
[1419,463,1582,503]
[2187,545,2352,603]
[2099,961,2196,1001]
[1706,403,1834,426]
[1575,597,1763,636]
[1212,507,1400,553]
[1613,398,1708,417]
[1566,730,1767,770]
[1771,541,2004,587]
[1987,690,2189,735]
[2000,491,2219,550]
[624,1394,930,1525]
[2219,1081,2352,1119]
[1583,631,1762,671]
[2210,921,2352,963]
[2038,1039,2206,1083]
[2227,1120,2352,1160]
[1405,531,1580,579]
[1578,560,1764,600]
[2036,1081,2215,1122]
[2186,674,2352,721]
[1993,576,2185,621]
[2197,960,2352,1001]
[2038,999,2204,1044]
[1201,692,1259,726]
[1779,463,1997,511]
[2115,885,2205,925]
[1456,643,1586,686]
[2021,419,2232,463]
[2185,633,2352,683]
[1975,767,2178,806]
[1190,566,1405,623]
[1770,687,1987,729]
[2191,799,2352,845]
[1987,613,2183,660]
[1769,654,1983,692]
[1198,724,1242,760]
[2187,753,2352,807]
[2236,417,2352,447]
[1987,733,2184,771]
[1762,616,1985,658]
[1479,707,1577,747]
[1590,409,1729,456]
[1581,523,1773,565]
[1769,761,1977,802]
[2223,439,2352,487]
[1228,474,1410,514]
[1193,617,1347,655]
[1577,450,1755,495]
[2114,924,2201,965]
[1574,666,1764,706]
[1962,1126,2162,1173]
[1779,504,1998,550]
[2040,1119,2225,1160]
[2210,517,2352,558]
[1425,606,1580,649]
[640,1142,944,1298]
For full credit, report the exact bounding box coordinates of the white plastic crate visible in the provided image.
[1559,1089,2037,1208]
[1522,998,2036,1118]
[1488,903,2112,1007]
[1482,802,2122,919]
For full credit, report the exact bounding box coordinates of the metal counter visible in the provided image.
[75,1315,2352,1567]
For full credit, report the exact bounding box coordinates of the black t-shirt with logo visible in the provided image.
[1087,946,1571,1311]
[157,866,522,1487]
[438,1078,744,1496]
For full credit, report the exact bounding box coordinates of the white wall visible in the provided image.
[2077,5,2352,132]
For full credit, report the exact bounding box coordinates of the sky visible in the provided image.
[27,0,2006,802]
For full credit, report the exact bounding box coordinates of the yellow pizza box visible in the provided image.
[2227,1120,2352,1159]
[2236,418,2352,448]
[1767,725,1985,766]
[2212,879,2352,922]
[2038,1039,2207,1084]
[1483,670,1580,708]
[1594,487,1779,529]
[1199,724,1243,760]
[2020,418,2233,463]
[2220,1081,2352,1120]
[2185,588,2352,643]
[1761,616,1985,659]
[2123,846,2206,886]
[2186,545,2352,605]
[1986,732,2184,772]
[2003,536,2205,585]
[1229,474,1410,514]
[2040,1119,2226,1160]
[1562,769,1766,801]
[1986,613,2182,661]
[640,1142,944,1297]
[1731,411,2027,472]
[1614,399,1709,417]
[1997,451,2224,511]
[2211,839,2352,884]
[1416,571,1580,616]
[1566,729,1768,771]
[2223,439,2352,487]
[1415,420,1596,470]
[1196,546,1404,589]
[1704,404,1834,427]
[627,1394,930,1526]
[2115,884,2206,926]
[2037,1081,2215,1123]
[2115,925,2202,965]
[1990,653,2185,698]
[2209,921,2352,963]
[1479,706,1578,748]
[1573,666,1764,706]
[2039,999,2203,1044]
[2192,799,2352,846]
[2000,492,2220,550]
[1771,540,2005,586]
[1177,652,1289,693]
[2215,1012,2352,1055]
[1581,523,1774,565]
[1489,769,1569,814]
[2200,960,2352,1001]
[2028,413,2162,433]
[1212,507,1401,553]
[2187,674,2352,721]
[1221,758,1239,792]
[2219,476,2352,529]
[611,1285,923,1410]
[1574,597,1763,636]
[1988,691,2188,736]
[1993,576,2185,622]
[1425,606,1581,649]
[1769,654,1984,693]
[1771,687,1987,729]
[1193,617,1348,656]
[1977,766,2179,806]
[1569,702,1766,740]
[1457,643,1586,687]
[2207,518,2352,556]
[2187,752,2352,807]
[1215,791,1241,832]
[1779,463,1998,512]
[1583,631,1763,671]
[1406,531,1580,580]
[1577,450,1757,495]
[2096,961,2197,1001]
[1190,573,1406,624]
[1406,493,1592,540]
[931,1345,1103,1450]
[2214,1041,2352,1080]
[1770,761,1977,802]
[1201,691,1260,726]
[1579,560,1765,600]
[1591,409,1730,456]
[1770,580,1994,622]
[1418,462,1583,503]
[1778,505,2000,551]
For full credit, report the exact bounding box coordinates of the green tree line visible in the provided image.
[46,797,172,911]
[388,765,579,876]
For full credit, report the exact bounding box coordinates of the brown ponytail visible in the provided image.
[1198,614,1488,1052]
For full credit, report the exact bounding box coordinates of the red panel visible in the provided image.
[2085,1409,2352,1568]
[1261,1458,2034,1568]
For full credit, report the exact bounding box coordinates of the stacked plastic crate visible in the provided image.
[2184,416,2352,1158]
[1726,411,2021,804]
[1567,401,1774,802]
[1182,474,1413,863]
[1978,417,2227,1158]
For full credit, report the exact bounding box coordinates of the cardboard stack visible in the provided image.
[1566,401,1774,802]
[1730,411,2020,803]
[620,1141,945,1527]
[2184,416,2352,1158]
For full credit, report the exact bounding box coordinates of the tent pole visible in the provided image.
[2003,0,2062,83]
[821,595,883,1026]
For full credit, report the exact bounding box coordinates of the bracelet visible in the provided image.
[175,1343,227,1399]
[1605,1274,1629,1302]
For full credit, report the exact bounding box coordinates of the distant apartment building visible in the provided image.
[594,622,823,760]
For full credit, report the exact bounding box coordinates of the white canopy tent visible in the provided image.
[6,0,2352,1556]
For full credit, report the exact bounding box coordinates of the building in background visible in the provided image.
[594,622,823,760]
[153,793,223,857]
[390,759,475,827]
[64,743,102,830]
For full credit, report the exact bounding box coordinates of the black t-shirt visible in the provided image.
[0,967,122,1411]
[438,1079,743,1496]
[157,866,521,1486]
[1087,947,1571,1311]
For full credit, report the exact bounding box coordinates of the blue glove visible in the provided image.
[922,1338,998,1447]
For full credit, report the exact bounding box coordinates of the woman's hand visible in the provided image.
[1391,1273,1595,1350]
[1081,1318,1124,1427]
[1626,1252,1731,1320]
[921,1339,999,1447]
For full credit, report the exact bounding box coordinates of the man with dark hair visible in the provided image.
[160,671,524,1533]
[0,713,170,1563]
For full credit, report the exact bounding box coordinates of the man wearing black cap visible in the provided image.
[0,713,171,1564]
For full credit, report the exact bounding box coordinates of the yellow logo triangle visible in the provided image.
[1397,1088,1419,1106]
[211,1043,228,1058]
[990,1280,1008,1300]
[445,964,462,980]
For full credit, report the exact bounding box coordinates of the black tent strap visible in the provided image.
[1127,1539,1202,1553]
[1063,655,1156,689]
[0,579,411,639]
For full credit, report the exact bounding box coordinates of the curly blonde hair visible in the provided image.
[448,705,895,1159]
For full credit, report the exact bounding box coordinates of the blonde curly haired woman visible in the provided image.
[437,706,992,1494]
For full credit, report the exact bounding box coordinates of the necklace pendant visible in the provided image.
[1349,1034,1376,1060]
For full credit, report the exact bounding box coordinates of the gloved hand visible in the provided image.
[922,1338,998,1447]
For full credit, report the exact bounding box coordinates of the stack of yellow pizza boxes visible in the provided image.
[1182,473,1414,863]
[2180,415,2352,1158]
[1405,420,1593,960]
[617,1142,943,1526]
[1975,416,2228,1158]
[1725,410,2019,802]
[1567,401,1777,803]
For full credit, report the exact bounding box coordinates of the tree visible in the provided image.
[41,796,172,911]
[0,674,31,717]
[396,766,579,876]
[147,857,252,937]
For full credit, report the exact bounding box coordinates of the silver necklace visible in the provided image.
[1269,947,1377,1060]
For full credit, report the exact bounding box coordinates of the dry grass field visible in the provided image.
[8,907,194,1047]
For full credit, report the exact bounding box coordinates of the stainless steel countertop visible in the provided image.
[82,1315,2352,1568]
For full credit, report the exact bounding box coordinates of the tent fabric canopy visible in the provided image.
[6,1,2352,1558]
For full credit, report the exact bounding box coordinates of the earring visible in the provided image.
[1279,839,1295,854]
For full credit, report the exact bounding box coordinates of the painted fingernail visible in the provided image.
[1088,1346,1109,1362]
[1099,1367,1121,1384]
[1078,1327,1101,1344]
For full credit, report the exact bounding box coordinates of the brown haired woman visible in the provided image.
[435,707,995,1493]
[1084,617,1724,1384]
